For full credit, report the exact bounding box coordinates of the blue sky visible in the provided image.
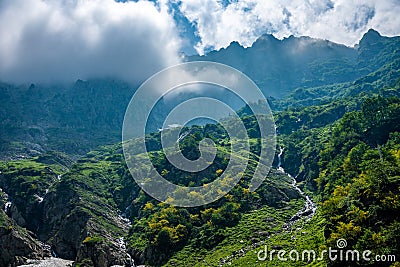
[0,0,399,83]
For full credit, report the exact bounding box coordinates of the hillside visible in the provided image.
[1,30,399,160]
[1,87,400,266]
[0,29,400,267]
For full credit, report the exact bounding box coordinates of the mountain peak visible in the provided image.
[222,41,244,52]
[251,33,280,49]
[228,41,242,48]
[366,28,381,36]
[259,33,279,41]
[360,29,382,45]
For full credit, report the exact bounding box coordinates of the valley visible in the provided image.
[0,29,399,267]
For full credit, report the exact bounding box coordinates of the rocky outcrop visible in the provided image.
[36,177,132,266]
[0,210,48,267]
[128,246,168,267]
[37,182,81,260]
[257,169,303,208]
[75,236,133,267]
[1,154,136,267]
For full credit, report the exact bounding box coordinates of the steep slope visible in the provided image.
[0,117,306,266]
[0,29,399,267]
[0,79,135,160]
[0,151,135,266]
[0,30,399,161]
[0,204,48,266]
[278,94,400,267]
[189,29,400,98]
[1,83,399,267]
[270,58,400,110]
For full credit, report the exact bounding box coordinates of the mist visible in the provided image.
[0,0,181,84]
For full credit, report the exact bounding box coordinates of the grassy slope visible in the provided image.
[164,172,326,267]
[165,199,326,267]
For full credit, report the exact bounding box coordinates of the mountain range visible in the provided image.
[0,29,400,267]
[1,29,399,161]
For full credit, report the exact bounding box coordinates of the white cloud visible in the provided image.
[0,0,181,83]
[1,0,398,81]
[178,0,400,55]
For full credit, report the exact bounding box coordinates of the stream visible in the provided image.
[218,147,318,266]
[277,147,317,230]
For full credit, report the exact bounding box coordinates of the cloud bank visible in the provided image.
[0,0,399,82]
[177,0,400,55]
[0,0,181,83]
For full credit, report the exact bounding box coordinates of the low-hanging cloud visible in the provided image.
[1,0,399,82]
[178,0,400,55]
[0,0,181,84]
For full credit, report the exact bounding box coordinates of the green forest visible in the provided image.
[1,30,400,267]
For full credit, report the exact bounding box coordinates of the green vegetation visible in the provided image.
[1,90,399,266]
[1,29,400,267]
[274,91,400,266]
[164,198,322,267]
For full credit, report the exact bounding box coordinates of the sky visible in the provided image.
[0,0,399,83]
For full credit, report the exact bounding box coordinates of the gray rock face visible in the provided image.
[37,184,80,260]
[76,240,133,267]
[0,155,134,267]
[1,183,133,267]
[0,210,47,267]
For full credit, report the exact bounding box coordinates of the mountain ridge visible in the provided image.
[189,29,400,97]
[0,29,400,266]
[0,30,399,160]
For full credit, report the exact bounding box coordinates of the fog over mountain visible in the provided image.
[189,29,400,97]
[1,2,400,266]
[0,0,181,84]
[0,0,399,83]
[177,0,400,54]
[0,29,398,159]
[0,29,399,265]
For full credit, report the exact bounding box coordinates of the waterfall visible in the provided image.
[277,147,316,226]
